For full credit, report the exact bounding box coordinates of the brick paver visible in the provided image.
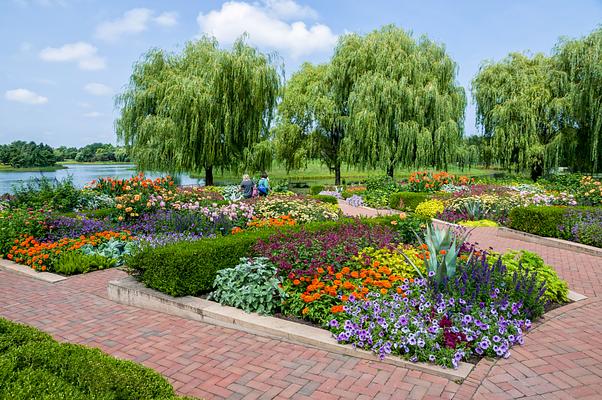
[0,206,601,399]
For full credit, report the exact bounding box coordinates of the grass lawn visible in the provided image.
[206,161,503,185]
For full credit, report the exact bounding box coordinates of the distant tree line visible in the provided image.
[0,141,130,168]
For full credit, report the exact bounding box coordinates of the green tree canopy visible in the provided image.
[472,53,568,173]
[0,141,57,168]
[338,25,466,177]
[116,37,281,185]
[274,63,347,183]
[554,27,602,173]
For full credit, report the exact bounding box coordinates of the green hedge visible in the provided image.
[127,221,346,297]
[389,192,431,211]
[127,217,417,297]
[311,194,338,204]
[309,185,325,195]
[508,206,566,238]
[0,318,189,400]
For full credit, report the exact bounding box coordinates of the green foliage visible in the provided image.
[492,250,569,303]
[0,208,48,256]
[472,53,566,172]
[309,185,325,195]
[414,199,444,219]
[363,175,399,208]
[127,219,394,297]
[210,257,285,314]
[389,192,430,211]
[126,232,262,296]
[0,318,185,400]
[403,224,471,290]
[311,194,338,204]
[338,25,466,176]
[508,206,566,237]
[274,63,345,184]
[116,37,281,185]
[0,141,57,168]
[81,238,136,266]
[11,177,81,212]
[54,253,116,276]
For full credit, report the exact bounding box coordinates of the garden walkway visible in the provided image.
[0,207,601,399]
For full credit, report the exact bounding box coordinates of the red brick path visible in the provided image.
[1,211,601,399]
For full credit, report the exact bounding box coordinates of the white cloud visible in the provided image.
[155,11,178,27]
[83,111,103,118]
[84,82,112,96]
[5,88,48,105]
[263,0,317,20]
[197,1,337,58]
[39,42,106,70]
[95,8,178,41]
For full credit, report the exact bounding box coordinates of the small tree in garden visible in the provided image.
[337,25,466,178]
[116,37,281,185]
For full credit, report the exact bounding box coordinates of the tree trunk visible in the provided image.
[205,166,214,186]
[386,164,394,178]
[334,161,341,185]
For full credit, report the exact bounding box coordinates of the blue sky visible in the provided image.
[1,0,600,147]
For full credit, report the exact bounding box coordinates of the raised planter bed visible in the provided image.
[108,276,474,381]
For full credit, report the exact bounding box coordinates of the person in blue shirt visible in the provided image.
[257,172,270,196]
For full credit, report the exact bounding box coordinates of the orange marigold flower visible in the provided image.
[302,307,309,315]
[293,279,300,285]
[439,249,447,255]
[380,288,388,295]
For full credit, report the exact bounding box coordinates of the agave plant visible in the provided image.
[402,224,473,290]
[462,198,483,220]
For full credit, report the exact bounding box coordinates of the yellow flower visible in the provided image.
[116,204,123,210]
[125,207,133,213]
[118,216,124,221]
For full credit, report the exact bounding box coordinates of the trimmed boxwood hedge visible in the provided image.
[509,206,566,237]
[389,192,431,211]
[0,318,190,400]
[126,216,420,297]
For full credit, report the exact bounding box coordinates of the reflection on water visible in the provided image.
[0,164,205,195]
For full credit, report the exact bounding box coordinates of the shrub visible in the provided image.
[414,199,444,219]
[11,177,81,212]
[0,318,185,400]
[210,257,285,315]
[127,221,342,296]
[311,194,338,204]
[309,185,325,195]
[508,206,566,237]
[0,208,49,256]
[491,250,569,304]
[389,192,430,211]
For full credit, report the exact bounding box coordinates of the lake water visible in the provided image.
[0,164,205,194]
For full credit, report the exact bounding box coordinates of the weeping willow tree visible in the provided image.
[115,37,280,185]
[554,27,602,173]
[335,25,466,178]
[274,63,346,184]
[472,53,569,174]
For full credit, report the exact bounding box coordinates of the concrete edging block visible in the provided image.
[0,259,67,283]
[108,276,474,381]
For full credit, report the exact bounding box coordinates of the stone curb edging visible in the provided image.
[0,259,67,283]
[108,276,474,381]
[496,227,602,257]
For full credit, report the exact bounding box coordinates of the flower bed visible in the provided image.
[201,216,568,369]
[0,173,342,276]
